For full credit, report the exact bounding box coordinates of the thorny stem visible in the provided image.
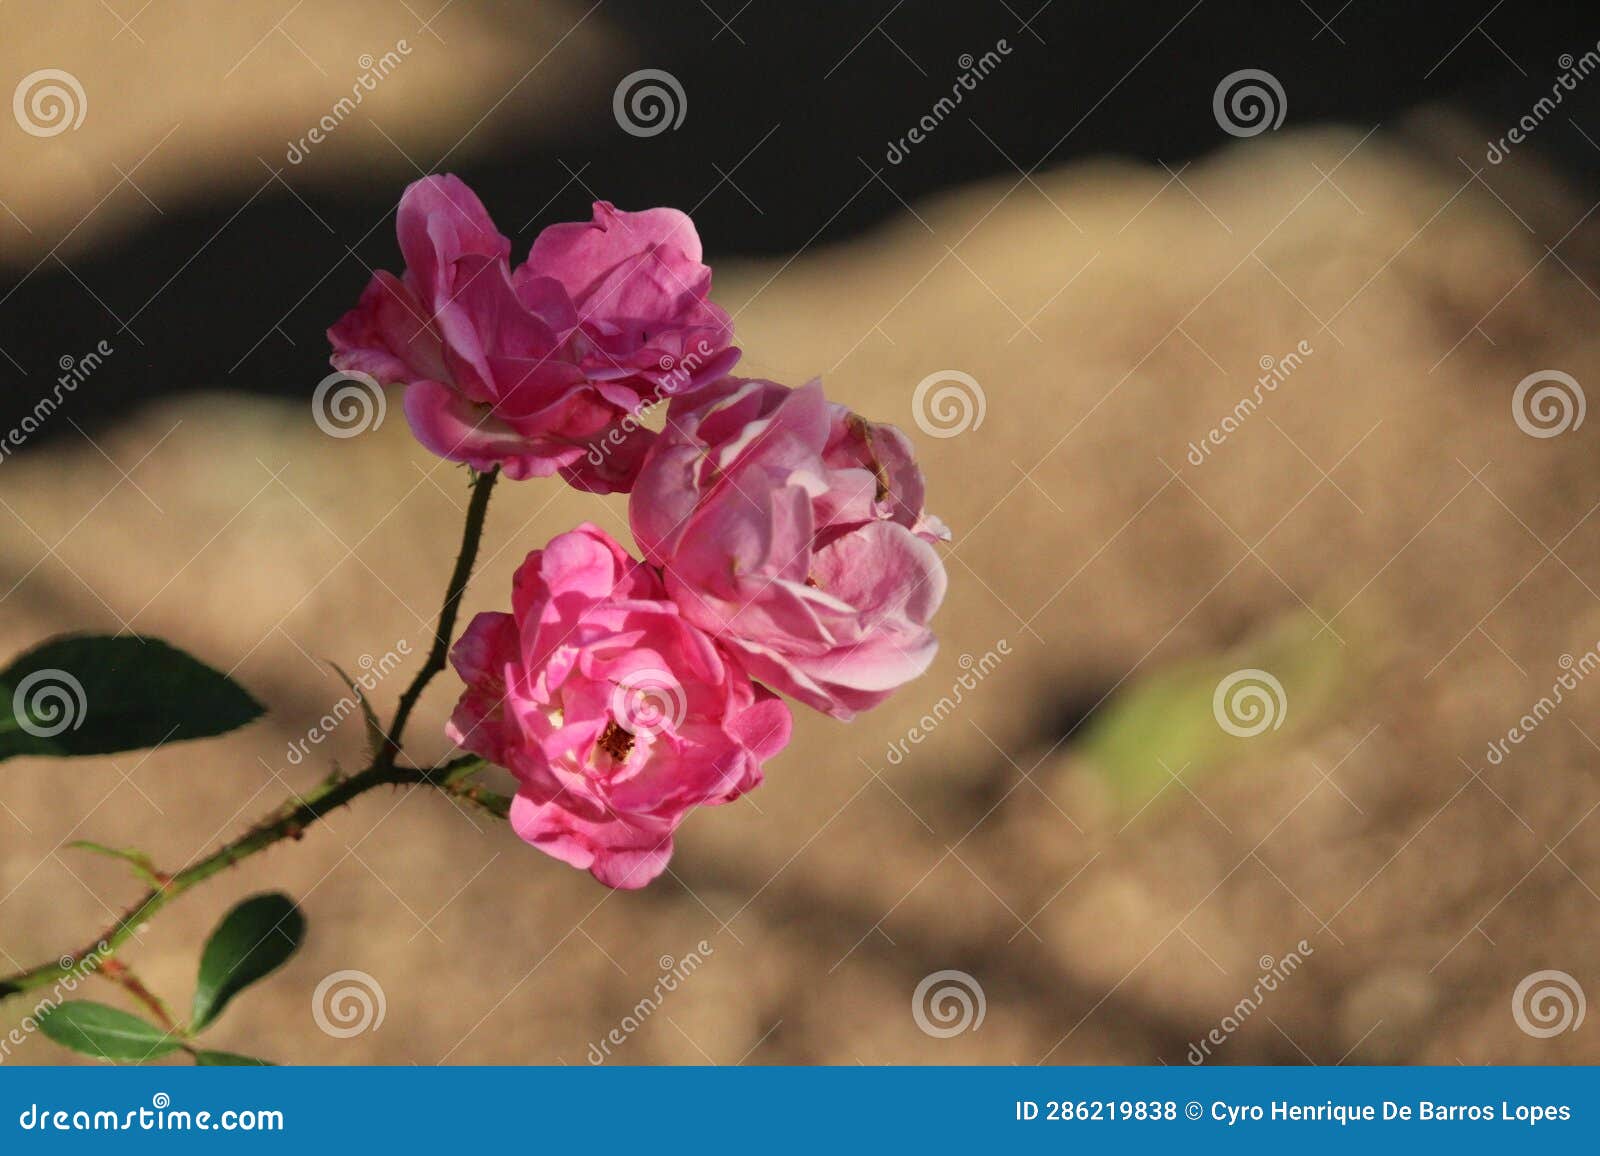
[382,466,498,763]
[97,960,176,1029]
[0,760,506,1002]
[0,468,507,1004]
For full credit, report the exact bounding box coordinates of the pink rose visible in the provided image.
[445,524,791,888]
[630,377,949,720]
[328,175,737,493]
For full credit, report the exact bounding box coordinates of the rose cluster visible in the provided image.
[331,175,947,888]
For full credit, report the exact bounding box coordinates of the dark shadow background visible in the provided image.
[3,0,1597,441]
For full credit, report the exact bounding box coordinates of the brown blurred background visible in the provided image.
[3,0,1600,1065]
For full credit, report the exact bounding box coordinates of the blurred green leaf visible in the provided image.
[191,893,305,1032]
[1079,615,1343,806]
[67,841,162,885]
[0,635,263,763]
[38,1001,179,1062]
[328,662,388,759]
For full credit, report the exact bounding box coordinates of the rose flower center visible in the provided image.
[597,719,635,763]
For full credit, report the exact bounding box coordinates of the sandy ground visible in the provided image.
[4,104,1600,1063]
[0,0,608,260]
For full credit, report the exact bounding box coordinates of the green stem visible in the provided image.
[0,467,505,1005]
[382,466,498,764]
[0,759,503,1002]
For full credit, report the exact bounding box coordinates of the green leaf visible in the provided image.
[0,634,263,763]
[193,1049,275,1066]
[38,1001,180,1062]
[1079,613,1343,806]
[328,661,389,758]
[190,893,305,1032]
[67,840,162,885]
